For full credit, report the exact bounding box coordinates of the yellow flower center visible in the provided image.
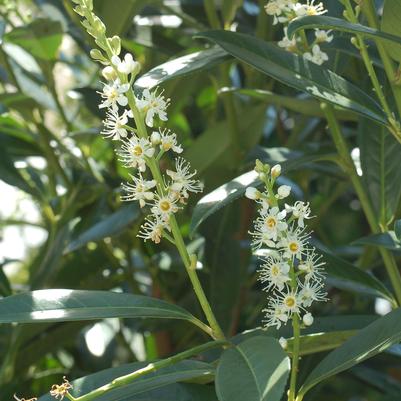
[266,217,277,228]
[133,145,143,156]
[289,242,299,253]
[109,88,118,100]
[160,200,171,212]
[285,296,296,308]
[271,265,279,276]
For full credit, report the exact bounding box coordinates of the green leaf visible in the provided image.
[227,88,357,121]
[0,289,205,329]
[216,336,290,401]
[395,220,401,239]
[358,119,401,223]
[320,249,396,303]
[4,18,63,60]
[287,15,401,53]
[135,47,229,90]
[353,231,401,251]
[37,360,216,401]
[190,149,332,234]
[196,30,388,127]
[65,204,140,253]
[382,0,401,62]
[298,307,401,398]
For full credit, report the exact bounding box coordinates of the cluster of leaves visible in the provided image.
[2,0,401,401]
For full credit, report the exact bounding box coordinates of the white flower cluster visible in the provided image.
[265,0,332,65]
[245,161,327,329]
[98,54,203,244]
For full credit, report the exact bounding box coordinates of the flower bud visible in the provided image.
[277,185,291,199]
[303,312,314,326]
[271,164,281,178]
[101,66,117,81]
[151,131,161,145]
[245,187,261,200]
[279,337,288,349]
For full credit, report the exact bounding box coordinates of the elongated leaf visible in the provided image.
[382,0,401,62]
[228,88,357,120]
[196,31,388,126]
[38,360,215,401]
[298,307,401,398]
[353,231,401,251]
[320,249,395,303]
[4,18,63,60]
[0,289,204,329]
[287,15,401,50]
[358,119,401,223]
[135,47,229,89]
[216,336,290,401]
[190,149,331,234]
[65,204,140,253]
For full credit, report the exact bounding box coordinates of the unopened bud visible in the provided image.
[279,337,288,349]
[102,66,117,81]
[245,187,261,200]
[109,36,121,56]
[271,164,281,178]
[277,185,291,199]
[151,131,161,145]
[303,312,314,326]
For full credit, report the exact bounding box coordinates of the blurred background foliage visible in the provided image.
[1,0,401,400]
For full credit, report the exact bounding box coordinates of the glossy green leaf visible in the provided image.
[320,249,395,303]
[196,30,388,126]
[227,88,357,121]
[216,336,290,401]
[4,18,63,60]
[382,0,401,62]
[65,204,140,253]
[37,360,215,401]
[190,149,332,234]
[0,289,204,329]
[358,119,401,223]
[135,47,229,90]
[353,231,401,251]
[298,307,401,398]
[287,15,401,51]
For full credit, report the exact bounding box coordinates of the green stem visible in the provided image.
[360,0,401,117]
[342,0,401,142]
[288,314,301,401]
[204,0,221,29]
[322,102,401,306]
[69,340,228,401]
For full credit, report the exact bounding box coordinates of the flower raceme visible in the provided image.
[245,161,327,329]
[265,0,332,65]
[72,0,202,245]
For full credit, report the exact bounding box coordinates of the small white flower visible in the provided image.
[303,44,329,65]
[303,312,314,326]
[257,206,287,241]
[298,250,325,282]
[117,136,155,172]
[98,79,130,110]
[277,227,310,259]
[101,108,129,140]
[271,164,281,178]
[286,201,312,228]
[136,88,170,127]
[298,280,327,307]
[279,336,288,349]
[262,299,288,328]
[278,33,298,51]
[138,215,170,244]
[294,0,327,17]
[111,53,140,75]
[259,255,291,291]
[121,174,157,207]
[315,29,333,43]
[245,187,261,200]
[167,157,203,199]
[151,193,179,220]
[277,185,291,199]
[280,289,300,314]
[157,128,183,153]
